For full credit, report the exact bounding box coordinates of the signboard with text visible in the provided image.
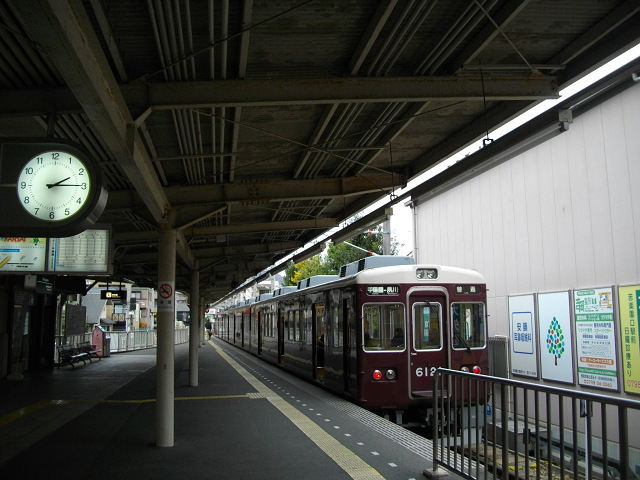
[574,287,618,390]
[509,294,538,378]
[619,285,640,395]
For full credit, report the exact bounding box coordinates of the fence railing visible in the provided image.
[429,368,640,480]
[55,327,189,360]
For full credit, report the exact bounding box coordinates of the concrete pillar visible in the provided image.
[156,227,176,447]
[189,268,199,387]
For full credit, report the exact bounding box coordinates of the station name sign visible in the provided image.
[367,285,399,295]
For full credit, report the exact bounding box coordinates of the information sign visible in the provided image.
[619,285,640,395]
[574,287,618,390]
[509,294,538,378]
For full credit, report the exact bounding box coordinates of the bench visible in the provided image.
[56,344,89,369]
[77,341,102,361]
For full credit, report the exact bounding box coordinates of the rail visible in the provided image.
[55,327,189,360]
[428,369,640,480]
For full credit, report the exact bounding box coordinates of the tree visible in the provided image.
[284,224,402,285]
[283,255,332,286]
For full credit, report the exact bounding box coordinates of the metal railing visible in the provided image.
[429,369,640,480]
[55,327,189,360]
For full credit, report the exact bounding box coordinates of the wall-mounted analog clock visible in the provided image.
[0,139,108,237]
[17,150,93,222]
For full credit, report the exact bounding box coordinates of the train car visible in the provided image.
[216,256,488,426]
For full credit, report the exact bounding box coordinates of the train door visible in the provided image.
[277,308,285,365]
[241,314,245,348]
[342,295,356,394]
[257,310,263,356]
[312,302,325,382]
[408,290,448,398]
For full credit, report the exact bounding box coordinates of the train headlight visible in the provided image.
[473,365,482,374]
[385,369,396,380]
[416,268,438,279]
[461,366,470,372]
[373,370,383,380]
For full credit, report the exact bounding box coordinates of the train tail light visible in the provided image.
[372,369,397,381]
[460,365,482,374]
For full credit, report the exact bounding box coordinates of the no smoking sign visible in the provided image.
[157,281,175,312]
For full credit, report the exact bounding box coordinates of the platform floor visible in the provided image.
[0,337,454,480]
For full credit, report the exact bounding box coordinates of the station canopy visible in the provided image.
[0,1,638,302]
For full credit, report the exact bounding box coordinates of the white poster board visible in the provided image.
[574,287,618,390]
[538,291,574,384]
[509,294,538,378]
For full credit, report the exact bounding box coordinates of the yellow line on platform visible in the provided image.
[0,394,254,427]
[212,341,385,480]
[0,399,53,428]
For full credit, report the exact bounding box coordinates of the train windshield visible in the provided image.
[363,303,405,351]
[451,302,486,349]
[412,303,441,350]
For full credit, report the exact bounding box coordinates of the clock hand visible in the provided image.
[46,177,71,188]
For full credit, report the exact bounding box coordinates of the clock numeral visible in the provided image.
[64,208,70,216]
[24,167,34,175]
[36,157,43,164]
[76,197,82,204]
[79,168,85,175]
[51,152,59,160]
[23,196,29,204]
[81,182,87,190]
[49,211,55,220]
[20,181,26,190]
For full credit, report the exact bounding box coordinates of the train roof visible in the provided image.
[222,257,485,311]
[354,263,486,284]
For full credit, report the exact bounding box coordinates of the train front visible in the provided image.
[355,264,489,425]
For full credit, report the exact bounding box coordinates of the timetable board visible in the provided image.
[0,226,112,275]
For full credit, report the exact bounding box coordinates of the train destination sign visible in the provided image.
[367,285,399,295]
[455,284,481,294]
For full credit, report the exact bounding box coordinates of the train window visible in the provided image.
[363,303,405,351]
[451,303,486,349]
[332,302,341,347]
[413,303,441,350]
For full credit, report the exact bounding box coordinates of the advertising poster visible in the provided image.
[618,285,640,395]
[574,287,618,390]
[0,237,46,272]
[509,294,538,378]
[538,291,574,384]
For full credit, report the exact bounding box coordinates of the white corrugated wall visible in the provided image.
[414,82,640,337]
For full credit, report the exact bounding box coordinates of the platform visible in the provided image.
[0,337,452,480]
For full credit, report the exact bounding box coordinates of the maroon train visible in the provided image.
[215,255,488,425]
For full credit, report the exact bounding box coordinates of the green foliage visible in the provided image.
[283,224,402,285]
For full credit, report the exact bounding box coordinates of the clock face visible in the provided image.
[16,151,92,222]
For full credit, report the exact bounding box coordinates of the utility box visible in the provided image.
[92,327,111,357]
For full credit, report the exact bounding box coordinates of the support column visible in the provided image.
[189,267,199,387]
[156,227,176,447]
